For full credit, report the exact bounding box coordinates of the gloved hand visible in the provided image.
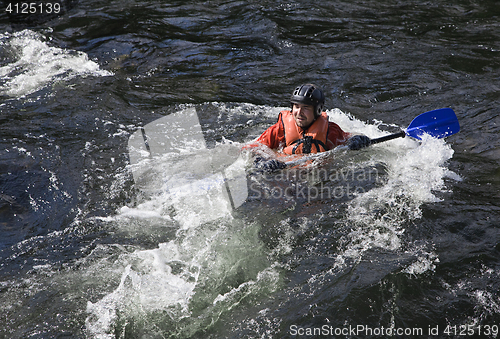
[254,157,286,173]
[346,135,371,150]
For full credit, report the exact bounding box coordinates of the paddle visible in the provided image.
[284,108,460,167]
[369,107,460,145]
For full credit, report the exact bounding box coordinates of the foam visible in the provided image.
[0,29,112,98]
[86,104,461,336]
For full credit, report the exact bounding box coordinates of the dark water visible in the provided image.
[1,1,500,338]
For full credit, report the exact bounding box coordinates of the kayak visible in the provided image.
[127,107,460,226]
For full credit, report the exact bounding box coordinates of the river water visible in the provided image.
[1,1,499,338]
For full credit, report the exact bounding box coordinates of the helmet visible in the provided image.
[290,84,325,117]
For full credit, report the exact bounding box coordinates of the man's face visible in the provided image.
[292,103,315,128]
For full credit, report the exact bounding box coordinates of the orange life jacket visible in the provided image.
[279,110,330,155]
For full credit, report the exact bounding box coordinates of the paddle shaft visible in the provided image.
[369,130,406,145]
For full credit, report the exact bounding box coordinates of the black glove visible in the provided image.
[346,135,371,150]
[254,157,286,173]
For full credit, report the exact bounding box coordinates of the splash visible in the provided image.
[0,29,112,97]
[85,241,200,338]
[85,103,461,337]
[84,216,278,338]
[86,105,280,337]
[325,123,460,275]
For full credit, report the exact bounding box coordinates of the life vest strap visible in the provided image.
[290,136,328,154]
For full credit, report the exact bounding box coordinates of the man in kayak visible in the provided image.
[246,83,371,172]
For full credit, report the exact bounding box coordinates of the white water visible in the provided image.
[85,214,277,338]
[0,29,112,98]
[84,103,460,337]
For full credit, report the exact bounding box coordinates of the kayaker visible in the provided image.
[245,84,371,172]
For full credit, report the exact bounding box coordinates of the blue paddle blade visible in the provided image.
[405,108,460,140]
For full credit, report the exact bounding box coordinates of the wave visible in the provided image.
[0,29,112,98]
